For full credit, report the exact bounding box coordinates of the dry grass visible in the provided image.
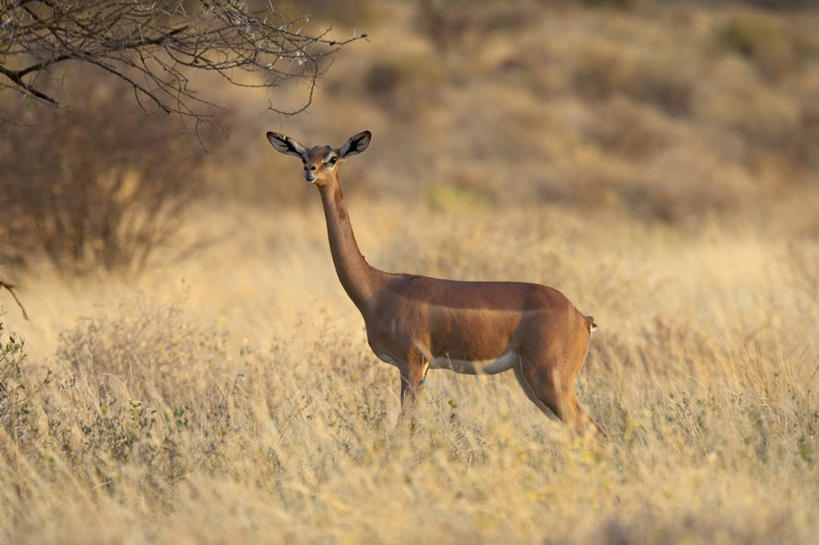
[2,198,818,544]
[2,1,819,544]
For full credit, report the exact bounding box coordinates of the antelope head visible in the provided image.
[266,130,372,186]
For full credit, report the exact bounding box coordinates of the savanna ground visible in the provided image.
[2,1,818,543]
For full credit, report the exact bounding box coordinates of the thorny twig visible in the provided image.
[0,281,29,321]
[0,0,366,121]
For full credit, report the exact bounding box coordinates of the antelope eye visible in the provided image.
[328,156,337,165]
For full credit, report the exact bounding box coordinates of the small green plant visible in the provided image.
[0,320,26,385]
[0,320,48,441]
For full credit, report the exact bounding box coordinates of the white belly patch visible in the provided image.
[429,350,520,375]
[376,353,400,368]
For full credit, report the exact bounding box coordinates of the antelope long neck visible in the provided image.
[318,175,383,311]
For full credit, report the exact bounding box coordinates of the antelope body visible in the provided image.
[266,130,607,439]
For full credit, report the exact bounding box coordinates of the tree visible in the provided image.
[0,70,228,274]
[0,0,366,122]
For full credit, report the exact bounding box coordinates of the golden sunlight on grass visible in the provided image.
[2,1,819,543]
[2,198,817,544]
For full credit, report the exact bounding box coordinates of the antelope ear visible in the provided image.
[339,130,371,158]
[266,131,308,159]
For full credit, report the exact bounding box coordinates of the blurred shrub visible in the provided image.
[416,0,475,53]
[0,321,24,428]
[693,56,801,148]
[569,0,815,8]
[633,140,756,222]
[716,13,796,79]
[621,59,694,116]
[572,49,628,101]
[425,184,492,212]
[796,99,819,173]
[0,71,219,274]
[0,321,45,442]
[57,300,228,401]
[586,99,674,159]
[364,54,448,115]
[273,0,378,26]
[573,0,657,8]
[740,0,819,8]
[417,0,536,53]
[573,49,693,116]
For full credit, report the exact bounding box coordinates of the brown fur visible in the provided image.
[267,131,608,441]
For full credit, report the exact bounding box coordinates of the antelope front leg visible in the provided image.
[397,352,429,430]
[399,358,428,408]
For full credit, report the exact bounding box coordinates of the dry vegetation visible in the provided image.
[1,1,818,544]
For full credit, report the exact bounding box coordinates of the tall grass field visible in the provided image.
[2,1,818,543]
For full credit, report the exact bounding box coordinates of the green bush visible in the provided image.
[0,321,47,442]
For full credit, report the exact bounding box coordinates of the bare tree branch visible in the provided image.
[0,0,366,120]
[0,281,29,321]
